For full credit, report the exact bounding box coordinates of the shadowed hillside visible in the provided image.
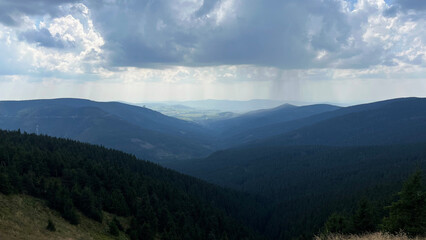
[0,98,215,162]
[0,194,130,240]
[258,97,426,147]
[0,130,268,240]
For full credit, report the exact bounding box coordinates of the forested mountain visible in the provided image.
[141,103,238,123]
[168,143,426,239]
[208,103,340,147]
[256,97,426,147]
[0,130,268,240]
[0,98,215,162]
[160,99,285,113]
[3,97,426,239]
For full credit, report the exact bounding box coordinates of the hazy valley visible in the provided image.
[2,0,426,239]
[1,97,426,239]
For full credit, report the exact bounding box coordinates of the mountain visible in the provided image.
[168,143,426,239]
[258,97,426,147]
[0,98,215,162]
[159,99,285,113]
[207,103,340,147]
[141,102,238,123]
[0,130,268,239]
[166,97,426,238]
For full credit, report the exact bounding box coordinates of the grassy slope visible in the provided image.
[315,233,426,240]
[0,193,129,240]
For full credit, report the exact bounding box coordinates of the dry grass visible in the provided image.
[315,232,426,240]
[0,193,130,240]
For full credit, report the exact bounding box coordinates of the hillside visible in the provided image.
[141,103,238,123]
[208,103,340,147]
[0,98,215,162]
[168,144,426,239]
[257,97,426,147]
[314,233,426,240]
[0,130,267,240]
[162,99,285,113]
[0,194,129,240]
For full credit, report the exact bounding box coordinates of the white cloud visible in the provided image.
[0,0,425,103]
[0,3,104,75]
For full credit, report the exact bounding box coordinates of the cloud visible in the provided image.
[0,0,425,88]
[20,28,66,48]
[80,0,425,70]
[88,0,352,69]
[0,2,104,76]
[393,0,426,11]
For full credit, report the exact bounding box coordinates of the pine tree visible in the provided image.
[108,219,120,236]
[46,219,56,232]
[112,217,124,231]
[352,198,376,233]
[382,170,426,236]
[324,212,350,234]
[0,172,12,194]
[63,198,80,225]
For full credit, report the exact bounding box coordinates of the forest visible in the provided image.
[171,144,426,239]
[1,129,426,239]
[0,129,269,240]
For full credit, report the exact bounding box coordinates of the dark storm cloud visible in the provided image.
[0,0,79,26]
[193,0,221,18]
[193,0,351,68]
[2,0,415,70]
[0,13,18,26]
[87,0,193,67]
[86,0,353,69]
[19,28,67,48]
[394,0,426,11]
[0,0,78,16]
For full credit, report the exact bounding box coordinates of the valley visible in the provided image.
[1,97,426,239]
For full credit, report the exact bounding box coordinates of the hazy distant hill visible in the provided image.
[141,102,238,123]
[258,97,426,147]
[208,103,340,147]
[159,99,285,113]
[0,98,215,162]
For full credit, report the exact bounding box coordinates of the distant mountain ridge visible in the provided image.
[2,97,426,163]
[3,97,426,239]
[257,97,426,147]
[154,99,285,113]
[207,103,340,147]
[168,97,426,238]
[0,98,214,162]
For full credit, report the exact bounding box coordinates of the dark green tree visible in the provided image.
[79,187,103,222]
[46,219,56,232]
[0,172,12,194]
[352,198,376,233]
[382,170,426,236]
[324,212,350,234]
[111,217,124,231]
[108,219,120,236]
[63,199,80,225]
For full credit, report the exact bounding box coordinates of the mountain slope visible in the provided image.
[208,103,340,147]
[163,99,285,113]
[0,98,214,162]
[0,194,129,240]
[258,97,426,147]
[168,143,426,239]
[0,130,267,239]
[166,97,426,239]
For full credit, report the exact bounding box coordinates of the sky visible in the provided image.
[0,0,425,104]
